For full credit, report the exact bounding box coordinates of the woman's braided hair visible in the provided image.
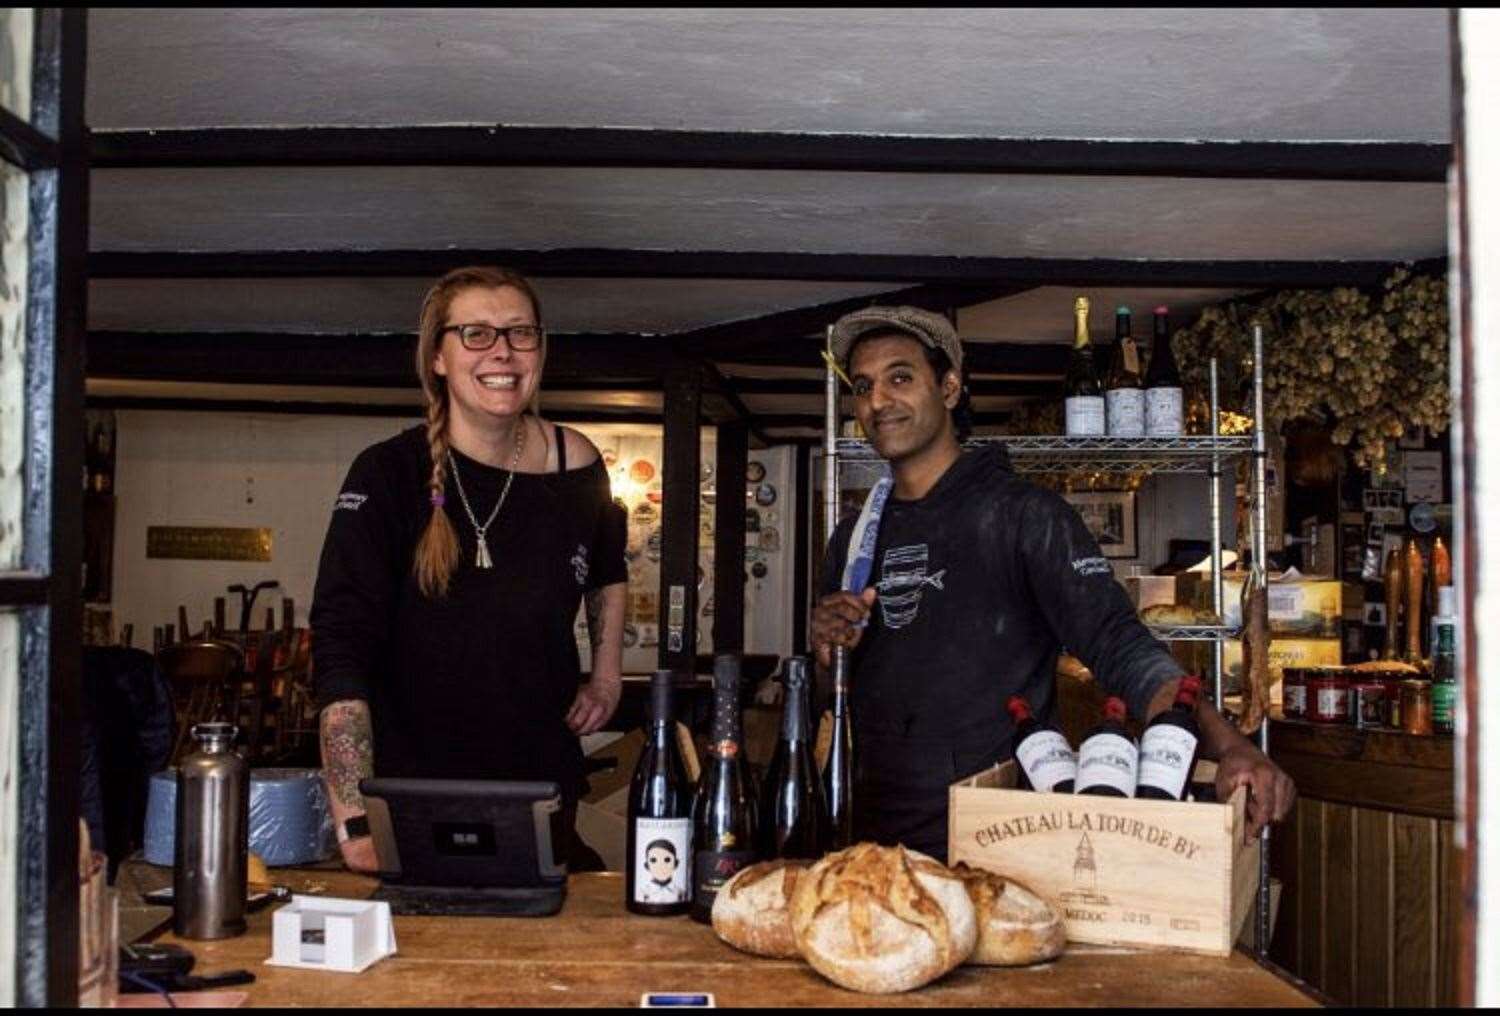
[411,266,545,597]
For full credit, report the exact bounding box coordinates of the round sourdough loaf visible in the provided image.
[789,843,977,994]
[949,862,1066,966]
[710,859,808,958]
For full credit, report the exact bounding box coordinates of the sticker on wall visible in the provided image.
[632,592,657,623]
[633,502,659,524]
[759,527,781,553]
[701,461,715,484]
[639,623,659,648]
[751,561,769,579]
[764,509,779,525]
[746,461,766,483]
[646,489,664,505]
[630,459,656,485]
[745,508,761,534]
[697,565,707,590]
[745,546,765,564]
[622,623,639,649]
[755,482,777,507]
[647,529,663,562]
[602,447,619,469]
[701,594,715,617]
[1409,502,1438,534]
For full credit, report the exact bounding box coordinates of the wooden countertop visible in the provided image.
[1268,716,1455,819]
[146,869,1319,1008]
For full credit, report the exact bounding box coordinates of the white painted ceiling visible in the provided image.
[83,8,1454,429]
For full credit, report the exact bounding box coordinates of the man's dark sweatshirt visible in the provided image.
[820,443,1183,860]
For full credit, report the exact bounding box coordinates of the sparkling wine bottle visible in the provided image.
[1145,305,1185,437]
[1007,695,1076,793]
[690,652,759,922]
[823,646,854,848]
[627,670,693,915]
[760,657,830,859]
[1136,675,1204,801]
[1075,697,1138,797]
[1105,306,1145,437]
[1064,297,1106,437]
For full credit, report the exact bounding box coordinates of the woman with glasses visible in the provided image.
[310,266,627,874]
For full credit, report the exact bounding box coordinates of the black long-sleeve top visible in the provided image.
[311,425,627,802]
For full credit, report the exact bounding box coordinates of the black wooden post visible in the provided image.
[712,421,749,653]
[658,368,701,673]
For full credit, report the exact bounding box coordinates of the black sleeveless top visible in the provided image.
[310,423,628,802]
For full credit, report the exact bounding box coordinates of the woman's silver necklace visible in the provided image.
[447,419,526,570]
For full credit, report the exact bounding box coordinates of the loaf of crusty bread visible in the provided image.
[710,859,807,958]
[789,843,977,994]
[1140,603,1221,625]
[949,862,1066,967]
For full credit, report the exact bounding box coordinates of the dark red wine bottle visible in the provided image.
[1007,696,1076,793]
[1135,675,1204,801]
[626,670,693,915]
[1075,697,1138,797]
[690,652,759,923]
[759,657,830,858]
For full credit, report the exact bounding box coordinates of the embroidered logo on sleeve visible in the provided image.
[1072,556,1112,577]
[334,492,368,513]
[571,544,590,585]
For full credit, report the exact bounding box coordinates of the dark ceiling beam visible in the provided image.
[84,394,672,425]
[89,126,1450,182]
[729,376,1057,397]
[722,339,1071,375]
[88,249,1441,289]
[85,330,684,388]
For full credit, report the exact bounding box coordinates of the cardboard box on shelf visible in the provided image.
[1221,637,1344,705]
[1185,572,1360,637]
[1122,573,1201,612]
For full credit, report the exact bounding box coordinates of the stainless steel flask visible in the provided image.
[173,722,249,939]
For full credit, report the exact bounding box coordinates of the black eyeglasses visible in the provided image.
[442,323,544,352]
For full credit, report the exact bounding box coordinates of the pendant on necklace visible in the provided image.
[476,535,494,569]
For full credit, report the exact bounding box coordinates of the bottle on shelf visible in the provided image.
[1007,695,1076,793]
[1136,675,1204,801]
[759,657,830,859]
[1432,587,1457,736]
[1144,305,1185,437]
[690,653,759,923]
[1075,697,1138,797]
[1104,306,1145,437]
[627,670,694,916]
[823,645,854,849]
[1064,296,1106,437]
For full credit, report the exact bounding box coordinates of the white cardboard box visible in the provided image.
[266,896,397,974]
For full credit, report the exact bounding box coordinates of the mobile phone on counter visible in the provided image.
[640,992,716,1007]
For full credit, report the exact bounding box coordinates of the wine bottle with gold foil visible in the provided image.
[690,653,758,922]
[1064,297,1106,437]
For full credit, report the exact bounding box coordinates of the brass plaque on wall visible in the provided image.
[147,526,273,562]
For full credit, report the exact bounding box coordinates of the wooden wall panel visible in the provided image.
[1270,799,1300,973]
[1296,798,1325,993]
[1355,808,1395,1008]
[1392,813,1438,1008]
[1437,820,1458,1007]
[1323,803,1356,1004]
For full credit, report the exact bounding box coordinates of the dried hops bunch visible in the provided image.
[1169,268,1449,471]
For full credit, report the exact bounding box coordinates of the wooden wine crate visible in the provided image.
[949,760,1259,957]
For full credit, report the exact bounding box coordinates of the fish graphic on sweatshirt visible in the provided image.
[876,544,945,629]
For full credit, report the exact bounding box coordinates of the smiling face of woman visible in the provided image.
[433,285,544,431]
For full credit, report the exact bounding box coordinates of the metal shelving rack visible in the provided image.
[822,331,1274,957]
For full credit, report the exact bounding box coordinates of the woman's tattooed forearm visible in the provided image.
[320,700,374,810]
[585,589,605,649]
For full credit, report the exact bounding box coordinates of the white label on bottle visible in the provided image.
[633,817,692,904]
[1106,388,1145,437]
[1076,732,1138,796]
[1285,684,1307,716]
[1065,396,1106,436]
[1145,387,1183,436]
[1316,687,1348,719]
[1015,730,1078,793]
[1136,725,1199,799]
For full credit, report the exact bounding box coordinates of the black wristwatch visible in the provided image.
[337,814,371,844]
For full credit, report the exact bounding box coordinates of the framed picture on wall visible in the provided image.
[1062,490,1138,559]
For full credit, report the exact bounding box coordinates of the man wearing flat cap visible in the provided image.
[811,306,1294,862]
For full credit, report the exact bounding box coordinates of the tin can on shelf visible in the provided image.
[1401,680,1434,736]
[1281,667,1309,720]
[1307,668,1351,725]
[1351,681,1386,729]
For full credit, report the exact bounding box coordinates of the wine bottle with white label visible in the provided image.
[1007,695,1076,793]
[1136,675,1203,801]
[627,670,694,915]
[1145,305,1184,437]
[1105,306,1145,436]
[1064,297,1106,436]
[1075,697,1138,797]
